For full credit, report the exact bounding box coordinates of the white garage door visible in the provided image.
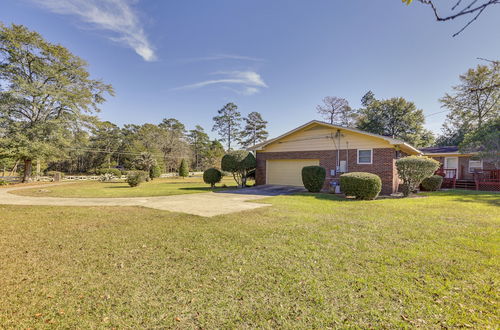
[267,159,320,186]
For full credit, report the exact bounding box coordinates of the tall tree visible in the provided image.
[438,62,499,145]
[0,24,113,182]
[159,118,189,172]
[361,91,376,107]
[460,118,500,167]
[240,112,268,148]
[356,97,435,147]
[188,125,210,170]
[212,102,241,150]
[316,96,356,126]
[204,140,225,169]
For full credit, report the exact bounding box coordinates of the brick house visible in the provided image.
[249,121,422,195]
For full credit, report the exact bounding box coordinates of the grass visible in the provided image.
[0,190,499,328]
[10,176,242,198]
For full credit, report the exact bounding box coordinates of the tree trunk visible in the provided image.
[22,159,33,183]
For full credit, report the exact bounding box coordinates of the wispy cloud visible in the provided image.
[181,54,265,63]
[172,71,268,95]
[31,0,156,61]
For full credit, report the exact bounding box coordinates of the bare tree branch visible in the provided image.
[416,0,499,36]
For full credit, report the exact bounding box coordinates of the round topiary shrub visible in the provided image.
[396,156,440,197]
[203,168,222,188]
[301,166,326,193]
[421,175,443,191]
[127,170,148,187]
[340,172,382,200]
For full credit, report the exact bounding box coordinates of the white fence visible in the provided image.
[1,172,203,183]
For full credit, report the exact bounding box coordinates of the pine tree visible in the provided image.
[212,103,241,150]
[240,112,269,148]
[178,159,189,178]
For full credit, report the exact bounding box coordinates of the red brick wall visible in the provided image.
[256,148,399,195]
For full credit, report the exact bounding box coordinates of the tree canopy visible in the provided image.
[0,23,113,181]
[356,95,435,147]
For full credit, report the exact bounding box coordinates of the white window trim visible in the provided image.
[468,159,483,173]
[357,149,373,165]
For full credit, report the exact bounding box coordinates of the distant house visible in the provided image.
[249,120,421,195]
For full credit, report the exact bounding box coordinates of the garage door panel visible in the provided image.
[267,159,320,186]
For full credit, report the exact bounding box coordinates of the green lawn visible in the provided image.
[0,190,498,328]
[10,176,240,198]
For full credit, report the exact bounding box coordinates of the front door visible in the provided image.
[444,157,459,179]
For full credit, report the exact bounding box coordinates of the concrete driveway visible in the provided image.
[0,184,300,217]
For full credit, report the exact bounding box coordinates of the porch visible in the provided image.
[436,168,500,191]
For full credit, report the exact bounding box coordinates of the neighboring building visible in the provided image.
[249,120,421,195]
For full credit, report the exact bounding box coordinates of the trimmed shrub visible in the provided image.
[127,171,148,187]
[221,151,256,188]
[396,156,440,197]
[301,166,326,193]
[340,172,382,200]
[179,159,189,178]
[421,175,443,191]
[149,164,161,180]
[97,168,122,178]
[203,168,222,188]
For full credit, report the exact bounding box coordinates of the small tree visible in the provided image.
[221,151,256,188]
[203,168,222,188]
[396,156,440,197]
[178,159,189,178]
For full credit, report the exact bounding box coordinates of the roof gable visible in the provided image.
[250,120,421,155]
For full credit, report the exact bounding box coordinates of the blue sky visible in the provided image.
[1,0,499,141]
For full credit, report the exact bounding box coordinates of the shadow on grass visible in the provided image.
[421,190,500,207]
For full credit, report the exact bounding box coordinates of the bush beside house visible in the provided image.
[301,166,326,193]
[421,175,444,191]
[340,172,382,200]
[396,156,440,197]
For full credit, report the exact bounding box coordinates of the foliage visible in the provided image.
[439,62,499,146]
[204,140,226,169]
[126,171,148,187]
[340,172,382,200]
[178,159,189,178]
[316,96,356,126]
[203,168,223,188]
[0,179,8,186]
[396,156,440,197]
[421,175,444,191]
[97,168,122,177]
[149,164,161,180]
[221,151,256,187]
[240,112,269,148]
[99,173,117,182]
[188,125,211,171]
[301,166,326,193]
[0,24,113,182]
[460,118,500,167]
[134,152,157,176]
[212,103,241,150]
[356,95,435,147]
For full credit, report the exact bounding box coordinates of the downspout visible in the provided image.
[346,141,349,173]
[337,130,341,170]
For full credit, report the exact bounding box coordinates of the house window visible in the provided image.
[357,149,372,164]
[469,159,483,173]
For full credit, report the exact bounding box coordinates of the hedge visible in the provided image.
[301,166,326,192]
[421,175,443,191]
[340,172,382,200]
[396,156,440,197]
